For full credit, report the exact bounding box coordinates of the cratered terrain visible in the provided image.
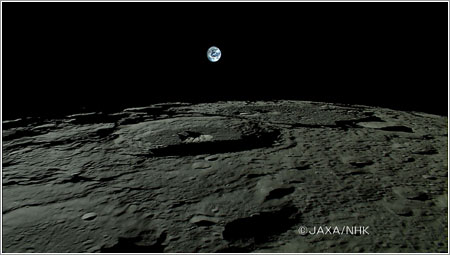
[2,100,448,253]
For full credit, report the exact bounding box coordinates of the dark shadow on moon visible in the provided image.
[148,129,281,157]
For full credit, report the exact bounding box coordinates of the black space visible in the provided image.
[2,2,448,119]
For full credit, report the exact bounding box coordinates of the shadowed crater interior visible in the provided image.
[222,205,300,243]
[113,116,280,157]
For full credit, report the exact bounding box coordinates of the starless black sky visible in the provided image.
[2,2,448,119]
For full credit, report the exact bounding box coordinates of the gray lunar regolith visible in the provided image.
[2,100,448,253]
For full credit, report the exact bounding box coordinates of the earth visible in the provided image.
[2,100,448,253]
[207,46,221,62]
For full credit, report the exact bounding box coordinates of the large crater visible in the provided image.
[113,116,280,156]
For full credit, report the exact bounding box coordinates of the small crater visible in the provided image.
[246,173,266,179]
[81,212,97,221]
[413,146,438,155]
[190,215,220,226]
[222,206,299,242]
[294,165,310,170]
[407,192,430,201]
[422,174,437,180]
[349,160,374,168]
[205,155,219,161]
[265,187,295,201]
[347,169,368,175]
[58,174,94,184]
[392,206,413,216]
[383,200,414,216]
[393,187,430,201]
[100,231,166,253]
[192,162,212,169]
[379,126,413,133]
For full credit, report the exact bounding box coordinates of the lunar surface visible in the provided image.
[207,46,221,62]
[2,100,448,253]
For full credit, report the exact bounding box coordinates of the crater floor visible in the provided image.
[2,100,448,253]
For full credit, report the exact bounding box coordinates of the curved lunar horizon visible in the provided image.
[2,100,447,253]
